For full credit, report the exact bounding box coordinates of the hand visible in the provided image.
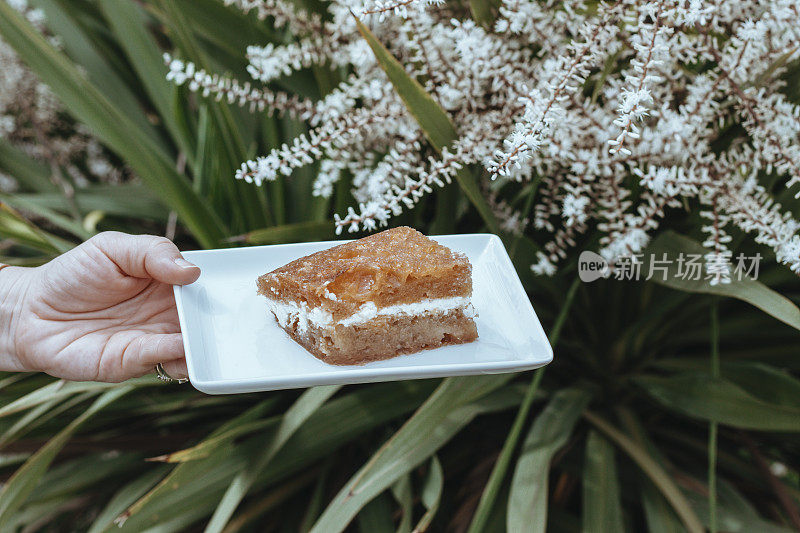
[1,232,200,382]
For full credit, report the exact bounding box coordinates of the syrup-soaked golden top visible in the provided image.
[257,226,472,318]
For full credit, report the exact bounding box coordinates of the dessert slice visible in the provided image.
[257,226,478,365]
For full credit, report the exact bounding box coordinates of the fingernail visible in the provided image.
[174,257,198,269]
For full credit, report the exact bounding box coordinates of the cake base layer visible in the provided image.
[275,309,478,365]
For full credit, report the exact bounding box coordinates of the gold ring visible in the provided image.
[155,362,188,384]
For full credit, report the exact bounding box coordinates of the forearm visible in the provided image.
[0,264,31,372]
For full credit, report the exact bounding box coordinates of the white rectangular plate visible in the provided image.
[174,233,552,394]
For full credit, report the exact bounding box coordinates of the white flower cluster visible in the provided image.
[222,0,323,35]
[164,54,317,118]
[167,0,800,276]
[359,0,444,21]
[1,0,128,193]
[607,1,672,157]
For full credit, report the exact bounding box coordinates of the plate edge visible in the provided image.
[172,284,202,387]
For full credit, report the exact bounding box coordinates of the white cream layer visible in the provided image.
[265,296,474,334]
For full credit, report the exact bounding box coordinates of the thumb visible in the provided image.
[89,232,201,285]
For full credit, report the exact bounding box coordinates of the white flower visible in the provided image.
[162,0,800,280]
[0,115,14,138]
[776,236,800,273]
[437,84,463,110]
[562,193,589,227]
[770,462,789,478]
[531,253,557,276]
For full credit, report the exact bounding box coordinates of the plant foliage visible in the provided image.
[0,0,799,531]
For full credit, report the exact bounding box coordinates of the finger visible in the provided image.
[89,231,201,285]
[162,358,189,380]
[126,333,186,372]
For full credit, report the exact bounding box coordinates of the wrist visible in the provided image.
[0,265,33,372]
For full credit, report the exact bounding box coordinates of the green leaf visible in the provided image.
[300,463,331,533]
[640,479,686,533]
[88,466,171,533]
[644,231,800,331]
[583,431,624,533]
[114,450,239,532]
[0,202,69,253]
[146,398,278,463]
[707,301,720,533]
[30,452,139,505]
[0,453,30,470]
[634,373,800,431]
[468,370,546,533]
[15,184,167,221]
[219,470,320,532]
[468,278,579,533]
[0,373,32,393]
[0,3,227,247]
[5,494,89,531]
[97,0,194,159]
[37,0,163,141]
[0,381,67,420]
[0,193,93,241]
[354,18,455,148]
[159,0,270,231]
[414,456,444,533]
[0,385,132,529]
[0,378,153,419]
[357,494,396,533]
[159,0,280,66]
[469,0,498,28]
[0,139,57,193]
[151,419,276,463]
[231,221,336,245]
[0,391,95,449]
[205,385,341,533]
[114,400,275,529]
[584,411,705,533]
[616,410,685,533]
[113,382,435,532]
[507,388,592,533]
[310,375,515,532]
[684,480,793,533]
[391,474,413,533]
[353,16,500,234]
[720,362,800,408]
